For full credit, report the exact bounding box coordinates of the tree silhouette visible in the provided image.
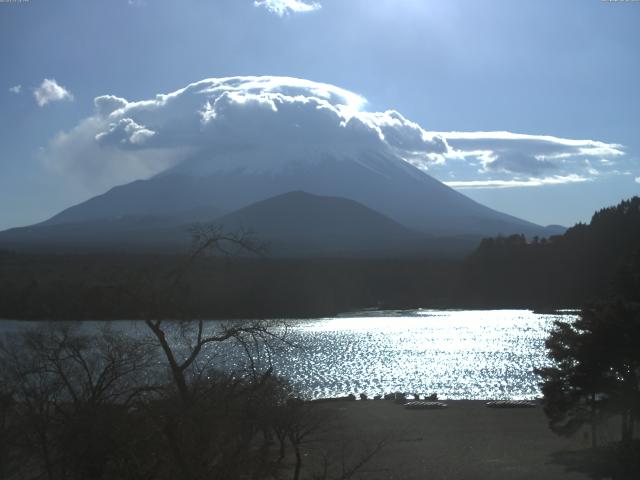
[463,196,640,308]
[536,302,640,447]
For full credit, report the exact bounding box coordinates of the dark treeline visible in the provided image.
[0,252,460,320]
[1,196,639,320]
[460,197,640,308]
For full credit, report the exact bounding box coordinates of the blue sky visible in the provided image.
[0,0,638,230]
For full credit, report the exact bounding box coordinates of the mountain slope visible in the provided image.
[0,215,191,253]
[0,191,429,256]
[214,191,425,256]
[43,147,548,238]
[42,175,224,226]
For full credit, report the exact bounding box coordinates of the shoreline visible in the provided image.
[0,305,581,322]
[307,399,590,479]
[311,396,543,403]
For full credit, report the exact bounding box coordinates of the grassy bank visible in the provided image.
[302,400,590,480]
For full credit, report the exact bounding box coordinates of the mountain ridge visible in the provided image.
[0,191,429,256]
[3,148,566,255]
[42,148,553,237]
[213,190,426,256]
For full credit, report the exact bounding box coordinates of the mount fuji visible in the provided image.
[0,146,561,256]
[0,76,564,255]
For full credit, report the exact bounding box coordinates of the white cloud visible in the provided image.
[41,117,183,193]
[254,0,321,16]
[94,95,128,117]
[636,177,640,184]
[34,78,73,107]
[420,130,626,188]
[8,85,22,94]
[95,118,156,146]
[42,76,448,189]
[41,75,629,194]
[445,175,591,189]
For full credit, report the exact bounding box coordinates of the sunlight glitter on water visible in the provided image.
[271,309,574,400]
[0,309,576,400]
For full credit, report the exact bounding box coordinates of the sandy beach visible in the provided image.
[305,400,590,480]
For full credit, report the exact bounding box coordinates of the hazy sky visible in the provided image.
[1,0,639,230]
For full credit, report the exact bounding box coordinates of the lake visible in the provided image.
[0,309,575,400]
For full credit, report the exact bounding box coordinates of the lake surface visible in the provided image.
[267,309,573,400]
[0,309,575,400]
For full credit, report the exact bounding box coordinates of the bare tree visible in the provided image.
[0,388,16,480]
[0,323,158,480]
[0,225,386,480]
[134,225,294,480]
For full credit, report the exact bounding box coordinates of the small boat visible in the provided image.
[404,401,448,410]
[485,400,536,408]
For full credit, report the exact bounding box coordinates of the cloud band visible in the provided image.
[41,76,629,193]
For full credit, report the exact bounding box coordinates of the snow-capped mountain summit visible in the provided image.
[0,76,563,254]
